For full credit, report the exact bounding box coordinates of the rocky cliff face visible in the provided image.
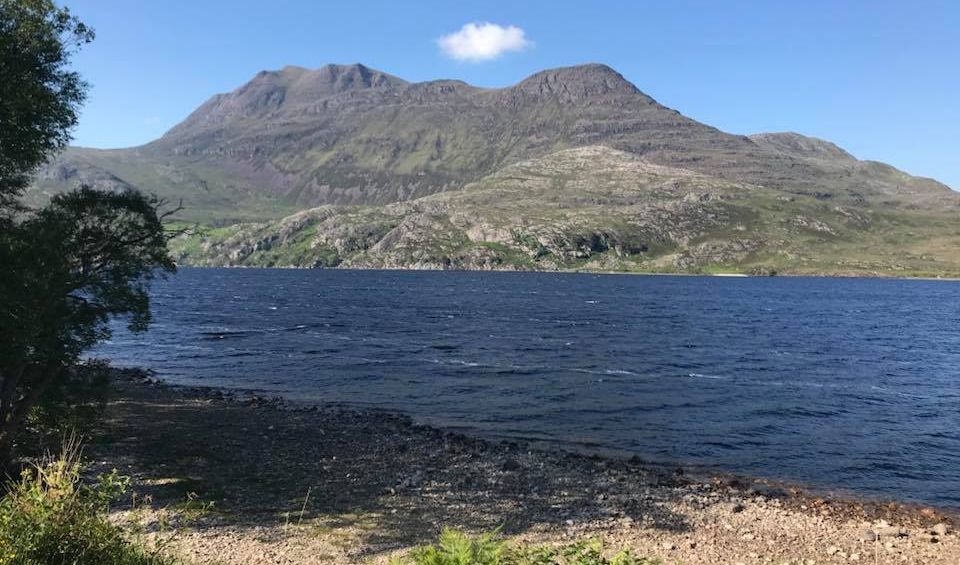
[30,63,952,224]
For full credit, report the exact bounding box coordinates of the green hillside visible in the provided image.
[170,146,960,277]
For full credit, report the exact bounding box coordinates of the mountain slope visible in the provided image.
[171,146,960,277]
[749,132,950,198]
[30,63,953,224]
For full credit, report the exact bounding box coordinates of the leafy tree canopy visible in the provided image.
[0,1,176,466]
[0,189,176,463]
[0,0,93,208]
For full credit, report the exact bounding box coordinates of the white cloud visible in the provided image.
[437,22,532,62]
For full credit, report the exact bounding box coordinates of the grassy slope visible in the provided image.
[29,148,303,224]
[169,146,960,277]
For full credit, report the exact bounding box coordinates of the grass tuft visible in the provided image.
[0,438,179,565]
[393,528,659,565]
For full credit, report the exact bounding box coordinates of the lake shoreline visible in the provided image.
[90,368,959,564]
[172,262,960,282]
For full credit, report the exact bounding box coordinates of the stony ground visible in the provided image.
[87,371,959,564]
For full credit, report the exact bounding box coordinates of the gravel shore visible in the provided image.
[89,370,959,564]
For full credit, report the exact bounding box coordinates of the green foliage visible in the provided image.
[0,0,94,206]
[0,188,176,463]
[0,187,176,362]
[24,360,111,459]
[0,443,178,565]
[506,539,657,565]
[399,529,505,565]
[0,0,175,467]
[393,529,658,565]
[511,233,551,259]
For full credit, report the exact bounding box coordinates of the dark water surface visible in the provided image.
[98,268,960,507]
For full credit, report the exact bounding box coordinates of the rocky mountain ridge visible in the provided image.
[30,63,951,224]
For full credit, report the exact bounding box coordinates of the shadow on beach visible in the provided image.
[88,372,691,558]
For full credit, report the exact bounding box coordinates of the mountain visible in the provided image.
[31,64,951,220]
[29,63,960,276]
[169,144,960,276]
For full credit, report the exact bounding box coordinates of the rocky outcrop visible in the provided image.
[170,145,960,276]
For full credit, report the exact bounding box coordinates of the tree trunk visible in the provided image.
[0,432,13,477]
[0,365,19,474]
[0,364,62,471]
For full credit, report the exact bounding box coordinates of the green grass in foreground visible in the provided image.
[0,443,179,565]
[1,443,660,565]
[393,528,659,565]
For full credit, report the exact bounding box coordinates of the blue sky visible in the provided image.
[67,0,959,188]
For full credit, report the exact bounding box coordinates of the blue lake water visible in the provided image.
[98,268,960,507]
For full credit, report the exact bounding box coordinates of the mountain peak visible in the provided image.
[750,132,856,162]
[513,63,654,103]
[162,64,408,136]
[311,63,408,92]
[243,63,407,96]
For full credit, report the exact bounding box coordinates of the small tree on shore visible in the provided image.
[0,189,176,464]
[0,0,176,466]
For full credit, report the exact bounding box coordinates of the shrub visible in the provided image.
[394,529,659,565]
[399,529,504,565]
[0,441,177,565]
[25,360,113,456]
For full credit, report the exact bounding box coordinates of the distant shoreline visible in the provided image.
[171,263,960,282]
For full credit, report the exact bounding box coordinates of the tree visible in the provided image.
[0,2,175,466]
[0,189,176,464]
[0,0,93,209]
